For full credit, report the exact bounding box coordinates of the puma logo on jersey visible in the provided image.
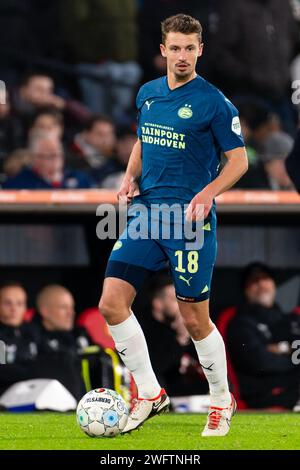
[179,275,193,286]
[145,100,155,110]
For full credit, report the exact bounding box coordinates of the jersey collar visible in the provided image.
[164,74,200,95]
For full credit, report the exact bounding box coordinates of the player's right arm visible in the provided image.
[117,138,142,204]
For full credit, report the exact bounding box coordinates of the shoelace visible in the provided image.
[207,409,223,430]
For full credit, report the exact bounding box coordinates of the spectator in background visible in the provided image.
[60,0,141,122]
[10,72,91,146]
[210,0,299,135]
[2,133,92,189]
[32,284,93,397]
[0,281,39,396]
[34,285,91,355]
[68,115,121,187]
[235,101,295,189]
[138,273,208,396]
[27,107,64,143]
[260,132,294,190]
[0,282,86,400]
[101,126,136,189]
[16,73,65,113]
[2,149,31,180]
[34,284,129,395]
[0,282,38,365]
[1,107,63,181]
[17,284,93,401]
[234,103,272,189]
[227,263,300,410]
[291,0,300,21]
[286,129,300,193]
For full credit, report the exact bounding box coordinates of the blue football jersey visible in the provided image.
[136,75,244,206]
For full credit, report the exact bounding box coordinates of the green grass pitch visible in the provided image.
[0,412,299,450]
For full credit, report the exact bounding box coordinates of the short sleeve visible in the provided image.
[136,86,144,138]
[136,110,142,138]
[211,93,245,152]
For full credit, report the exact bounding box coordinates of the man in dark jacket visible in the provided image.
[34,284,123,395]
[0,282,86,401]
[68,115,121,187]
[227,263,300,409]
[0,282,38,366]
[0,282,47,396]
[34,284,91,355]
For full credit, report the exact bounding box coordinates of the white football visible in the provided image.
[76,388,129,437]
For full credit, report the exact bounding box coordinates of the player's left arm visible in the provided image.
[186,93,248,222]
[209,146,249,195]
[185,146,248,221]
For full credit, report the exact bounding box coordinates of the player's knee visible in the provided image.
[98,296,117,322]
[99,294,128,324]
[181,315,211,340]
[181,316,200,336]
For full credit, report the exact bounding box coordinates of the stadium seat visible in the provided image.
[76,307,115,350]
[216,306,248,410]
[24,308,35,322]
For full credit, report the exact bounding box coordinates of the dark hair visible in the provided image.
[20,70,53,87]
[241,262,275,290]
[84,114,115,132]
[161,14,202,44]
[30,107,64,128]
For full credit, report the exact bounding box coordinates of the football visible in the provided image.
[76,388,129,437]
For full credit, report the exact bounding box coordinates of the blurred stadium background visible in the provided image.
[0,0,299,417]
